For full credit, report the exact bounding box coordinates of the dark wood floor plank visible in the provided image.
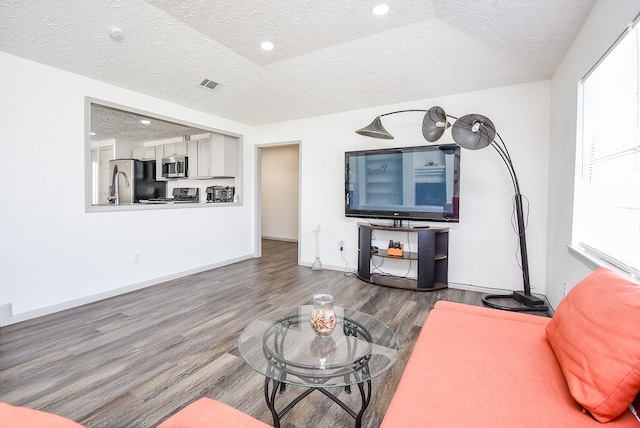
[0,239,549,427]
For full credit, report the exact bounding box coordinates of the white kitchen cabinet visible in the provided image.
[213,135,238,177]
[196,134,237,178]
[158,142,188,181]
[154,146,166,181]
[163,142,188,157]
[197,139,211,178]
[132,146,157,160]
[187,140,199,178]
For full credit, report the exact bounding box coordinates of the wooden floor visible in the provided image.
[0,240,549,427]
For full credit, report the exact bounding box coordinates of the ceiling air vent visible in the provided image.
[200,79,219,90]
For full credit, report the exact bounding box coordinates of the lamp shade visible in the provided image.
[451,114,496,150]
[421,106,450,142]
[355,116,394,139]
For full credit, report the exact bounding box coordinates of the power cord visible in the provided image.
[510,194,537,290]
[340,243,356,277]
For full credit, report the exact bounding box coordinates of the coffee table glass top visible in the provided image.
[238,305,399,388]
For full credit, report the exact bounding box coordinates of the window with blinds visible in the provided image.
[575,21,640,275]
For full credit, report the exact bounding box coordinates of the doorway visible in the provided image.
[257,143,301,260]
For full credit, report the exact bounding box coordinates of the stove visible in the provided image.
[144,187,199,204]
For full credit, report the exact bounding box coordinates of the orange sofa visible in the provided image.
[382,268,640,427]
[0,398,270,428]
[3,268,639,427]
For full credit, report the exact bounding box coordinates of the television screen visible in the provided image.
[345,145,460,222]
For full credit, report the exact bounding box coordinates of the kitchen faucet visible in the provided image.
[108,167,130,205]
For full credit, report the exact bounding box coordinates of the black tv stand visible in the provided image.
[357,223,448,291]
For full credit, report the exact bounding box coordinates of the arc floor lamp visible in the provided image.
[356,106,548,312]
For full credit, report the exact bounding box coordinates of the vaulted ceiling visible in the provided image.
[1,0,596,126]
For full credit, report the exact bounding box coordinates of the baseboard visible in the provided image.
[299,261,356,274]
[262,236,298,243]
[4,260,550,326]
[296,267,544,300]
[0,303,12,327]
[447,281,510,295]
[296,265,520,294]
[4,254,254,326]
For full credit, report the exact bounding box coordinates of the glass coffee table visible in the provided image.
[238,305,399,428]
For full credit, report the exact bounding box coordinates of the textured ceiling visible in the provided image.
[0,0,596,127]
[90,104,211,144]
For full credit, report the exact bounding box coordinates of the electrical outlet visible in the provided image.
[339,240,344,251]
[134,254,140,263]
[563,281,568,296]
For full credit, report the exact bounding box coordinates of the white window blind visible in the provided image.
[576,22,640,275]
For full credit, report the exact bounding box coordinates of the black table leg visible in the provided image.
[264,377,281,428]
[354,379,372,428]
[265,377,372,428]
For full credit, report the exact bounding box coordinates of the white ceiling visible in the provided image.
[1,0,596,127]
[90,103,212,144]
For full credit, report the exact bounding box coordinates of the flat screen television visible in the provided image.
[345,144,460,223]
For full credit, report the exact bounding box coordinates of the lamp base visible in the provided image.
[482,291,549,312]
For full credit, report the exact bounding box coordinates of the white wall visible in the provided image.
[546,0,640,309]
[11,1,629,319]
[255,81,551,295]
[0,52,256,323]
[261,145,299,241]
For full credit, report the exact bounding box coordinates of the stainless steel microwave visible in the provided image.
[162,156,188,178]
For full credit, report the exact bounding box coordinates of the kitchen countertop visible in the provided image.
[88,200,238,212]
[139,199,199,204]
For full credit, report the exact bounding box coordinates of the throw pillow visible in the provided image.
[545,267,640,422]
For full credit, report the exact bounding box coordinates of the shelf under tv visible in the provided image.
[357,223,449,291]
[364,273,448,291]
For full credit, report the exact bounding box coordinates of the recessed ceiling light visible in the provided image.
[140,119,151,125]
[90,132,96,136]
[372,3,389,15]
[260,41,274,51]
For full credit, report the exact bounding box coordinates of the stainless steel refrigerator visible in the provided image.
[108,159,166,205]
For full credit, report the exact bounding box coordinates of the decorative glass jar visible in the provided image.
[309,293,337,336]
